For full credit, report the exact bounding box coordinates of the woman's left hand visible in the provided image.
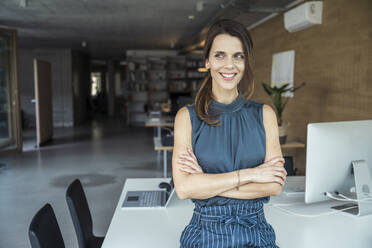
[178,148,204,174]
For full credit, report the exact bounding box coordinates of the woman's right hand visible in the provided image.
[178,147,204,174]
[248,156,287,185]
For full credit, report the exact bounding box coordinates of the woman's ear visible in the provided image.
[205,59,210,69]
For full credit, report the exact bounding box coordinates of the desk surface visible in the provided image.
[145,117,174,127]
[154,137,173,151]
[153,138,305,151]
[281,141,305,149]
[103,177,372,248]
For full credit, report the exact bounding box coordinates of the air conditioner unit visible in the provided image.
[284,1,323,32]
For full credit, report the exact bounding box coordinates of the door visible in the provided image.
[34,59,53,147]
[0,28,22,154]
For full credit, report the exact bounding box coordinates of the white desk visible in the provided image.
[102,177,372,248]
[102,178,194,248]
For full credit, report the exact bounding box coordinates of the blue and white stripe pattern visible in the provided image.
[180,201,278,248]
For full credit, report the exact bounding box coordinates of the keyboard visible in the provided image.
[140,191,163,207]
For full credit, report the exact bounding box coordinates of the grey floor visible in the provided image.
[0,118,171,248]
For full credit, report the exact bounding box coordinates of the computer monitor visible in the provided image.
[305,120,372,215]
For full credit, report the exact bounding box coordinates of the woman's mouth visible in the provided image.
[219,72,237,81]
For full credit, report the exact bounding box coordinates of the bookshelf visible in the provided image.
[125,54,206,125]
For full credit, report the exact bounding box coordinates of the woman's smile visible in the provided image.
[219,72,238,81]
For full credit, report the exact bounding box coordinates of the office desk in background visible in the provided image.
[154,141,306,151]
[146,116,174,177]
[153,141,305,178]
[145,117,174,138]
[153,137,172,177]
[146,115,304,178]
[102,177,372,248]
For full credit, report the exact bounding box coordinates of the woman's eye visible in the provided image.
[214,53,224,59]
[235,54,245,60]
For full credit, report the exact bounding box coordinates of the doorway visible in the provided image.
[33,59,53,147]
[90,71,107,116]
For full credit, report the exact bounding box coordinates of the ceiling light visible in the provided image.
[188,15,195,20]
[197,67,208,72]
[20,0,27,8]
[220,0,234,9]
[196,1,204,12]
[81,41,87,47]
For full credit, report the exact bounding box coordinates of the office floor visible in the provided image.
[0,118,170,248]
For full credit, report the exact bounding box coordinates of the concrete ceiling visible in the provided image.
[0,0,302,59]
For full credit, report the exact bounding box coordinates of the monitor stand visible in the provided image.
[331,160,372,216]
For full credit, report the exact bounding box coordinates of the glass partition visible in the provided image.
[0,29,21,153]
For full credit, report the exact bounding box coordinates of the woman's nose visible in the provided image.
[224,56,234,69]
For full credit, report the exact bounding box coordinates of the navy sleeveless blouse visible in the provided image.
[186,94,269,206]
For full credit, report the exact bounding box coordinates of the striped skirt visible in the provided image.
[180,201,278,248]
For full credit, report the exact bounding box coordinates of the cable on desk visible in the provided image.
[325,192,372,203]
[337,192,372,202]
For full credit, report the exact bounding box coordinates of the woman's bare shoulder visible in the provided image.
[262,104,277,126]
[175,106,191,127]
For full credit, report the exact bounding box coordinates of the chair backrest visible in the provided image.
[29,203,65,248]
[66,179,93,248]
[284,156,296,176]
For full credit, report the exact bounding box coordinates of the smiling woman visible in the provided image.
[194,19,255,126]
[172,19,286,248]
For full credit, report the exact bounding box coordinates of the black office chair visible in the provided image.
[29,203,65,248]
[66,179,104,248]
[284,156,297,176]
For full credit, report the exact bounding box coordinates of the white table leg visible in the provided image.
[163,150,167,178]
[157,127,161,137]
[156,127,161,157]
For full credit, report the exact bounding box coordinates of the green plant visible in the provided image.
[261,82,306,126]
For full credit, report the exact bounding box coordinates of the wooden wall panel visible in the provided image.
[249,0,372,175]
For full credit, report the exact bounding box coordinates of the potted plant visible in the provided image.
[261,82,306,144]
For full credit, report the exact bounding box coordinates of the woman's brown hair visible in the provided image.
[194,19,255,125]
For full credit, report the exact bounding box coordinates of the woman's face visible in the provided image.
[205,34,245,92]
